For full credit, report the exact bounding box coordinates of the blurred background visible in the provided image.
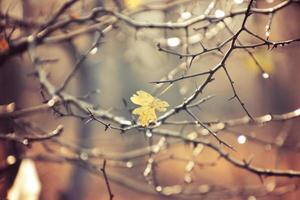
[1,0,300,199]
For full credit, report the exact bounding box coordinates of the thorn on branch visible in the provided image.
[156,43,162,51]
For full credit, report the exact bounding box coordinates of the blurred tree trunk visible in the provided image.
[0,59,23,198]
[258,3,300,199]
[0,0,34,197]
[62,43,95,200]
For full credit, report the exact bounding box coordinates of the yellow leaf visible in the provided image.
[130,90,154,106]
[130,90,169,127]
[124,0,141,9]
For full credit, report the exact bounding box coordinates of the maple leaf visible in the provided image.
[130,90,169,127]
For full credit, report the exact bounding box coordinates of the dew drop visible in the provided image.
[237,135,247,144]
[262,72,269,79]
[126,161,133,168]
[146,130,152,138]
[215,9,225,18]
[6,155,16,165]
[80,152,89,161]
[90,47,98,55]
[22,139,29,145]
